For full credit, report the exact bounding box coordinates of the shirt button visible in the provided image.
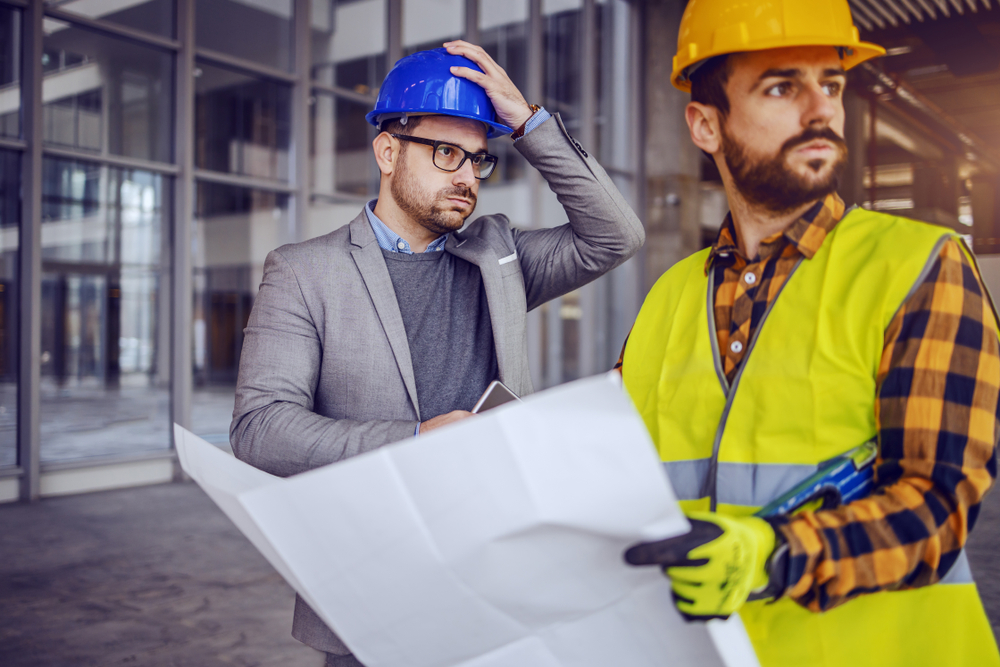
[744,272,756,285]
[730,340,743,354]
[396,241,406,250]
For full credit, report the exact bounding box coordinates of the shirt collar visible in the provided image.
[365,199,448,254]
[705,193,846,273]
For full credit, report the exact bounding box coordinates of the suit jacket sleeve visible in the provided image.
[229,249,416,478]
[511,113,645,311]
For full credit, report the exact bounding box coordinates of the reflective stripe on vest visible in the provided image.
[624,208,998,667]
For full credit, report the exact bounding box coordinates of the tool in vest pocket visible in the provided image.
[754,439,878,518]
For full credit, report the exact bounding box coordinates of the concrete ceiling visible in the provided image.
[851,1,1000,169]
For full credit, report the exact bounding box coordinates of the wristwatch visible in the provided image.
[511,104,542,140]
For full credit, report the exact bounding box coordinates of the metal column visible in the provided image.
[171,0,195,437]
[18,0,43,501]
[464,0,479,45]
[577,0,601,378]
[291,0,312,243]
[387,0,402,67]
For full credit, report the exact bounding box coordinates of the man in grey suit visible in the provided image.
[230,41,644,666]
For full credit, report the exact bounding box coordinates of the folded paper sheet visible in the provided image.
[176,374,759,667]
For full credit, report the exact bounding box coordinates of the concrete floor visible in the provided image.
[1,477,999,665]
[0,482,323,667]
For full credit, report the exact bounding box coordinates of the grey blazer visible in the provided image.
[230,114,643,656]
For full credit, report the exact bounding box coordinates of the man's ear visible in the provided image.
[372,131,398,176]
[686,101,722,155]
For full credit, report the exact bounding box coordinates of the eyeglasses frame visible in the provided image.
[390,134,498,180]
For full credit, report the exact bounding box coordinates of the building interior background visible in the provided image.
[0,0,997,502]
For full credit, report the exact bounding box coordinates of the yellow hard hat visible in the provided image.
[672,0,886,92]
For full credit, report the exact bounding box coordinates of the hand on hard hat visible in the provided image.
[444,40,536,133]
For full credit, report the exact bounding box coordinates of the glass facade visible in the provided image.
[0,5,20,138]
[3,0,642,497]
[195,63,291,181]
[43,0,175,38]
[0,149,18,470]
[311,91,377,196]
[191,182,289,442]
[311,0,387,92]
[403,0,464,54]
[39,159,170,462]
[42,20,174,162]
[196,0,293,71]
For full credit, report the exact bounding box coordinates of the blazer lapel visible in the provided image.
[349,214,421,418]
[446,234,514,384]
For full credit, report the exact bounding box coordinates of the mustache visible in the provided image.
[438,186,476,205]
[780,126,846,154]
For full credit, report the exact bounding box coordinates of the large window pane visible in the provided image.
[197,0,293,72]
[192,182,289,443]
[596,0,632,169]
[42,20,173,163]
[307,195,367,240]
[0,6,20,139]
[312,0,387,92]
[543,0,582,131]
[40,158,171,463]
[196,63,292,181]
[479,1,529,185]
[311,92,378,197]
[0,150,18,469]
[43,0,175,39]
[402,0,464,55]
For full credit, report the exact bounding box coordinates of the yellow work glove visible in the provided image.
[624,512,778,620]
[667,512,775,618]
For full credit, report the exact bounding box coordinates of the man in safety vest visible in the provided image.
[619,1,1000,665]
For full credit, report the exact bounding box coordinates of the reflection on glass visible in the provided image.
[543,3,582,129]
[0,7,20,139]
[40,158,171,463]
[311,92,378,196]
[596,0,632,170]
[307,195,369,240]
[197,0,293,71]
[196,63,292,181]
[560,289,581,382]
[192,182,289,443]
[0,151,18,468]
[402,0,464,55]
[479,1,529,184]
[43,0,175,38]
[42,20,173,162]
[312,0,387,92]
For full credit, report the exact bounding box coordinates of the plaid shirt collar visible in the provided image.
[705,193,847,273]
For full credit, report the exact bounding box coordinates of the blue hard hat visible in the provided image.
[366,48,512,138]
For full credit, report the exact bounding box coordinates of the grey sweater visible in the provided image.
[381,248,498,420]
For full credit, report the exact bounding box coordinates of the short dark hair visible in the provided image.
[690,55,733,119]
[379,115,425,156]
[379,115,425,136]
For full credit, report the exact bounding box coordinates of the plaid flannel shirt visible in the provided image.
[619,193,1000,612]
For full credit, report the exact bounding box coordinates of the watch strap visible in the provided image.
[511,104,542,140]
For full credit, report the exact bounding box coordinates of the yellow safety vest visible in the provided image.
[623,207,1000,667]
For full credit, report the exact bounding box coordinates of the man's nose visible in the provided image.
[802,83,837,127]
[452,158,477,186]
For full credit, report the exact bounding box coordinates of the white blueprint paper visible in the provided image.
[175,374,759,667]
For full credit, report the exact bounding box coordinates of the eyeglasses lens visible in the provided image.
[432,143,496,180]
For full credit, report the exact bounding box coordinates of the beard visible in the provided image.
[390,151,478,236]
[721,124,847,214]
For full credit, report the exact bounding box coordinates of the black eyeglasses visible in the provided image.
[391,134,498,180]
